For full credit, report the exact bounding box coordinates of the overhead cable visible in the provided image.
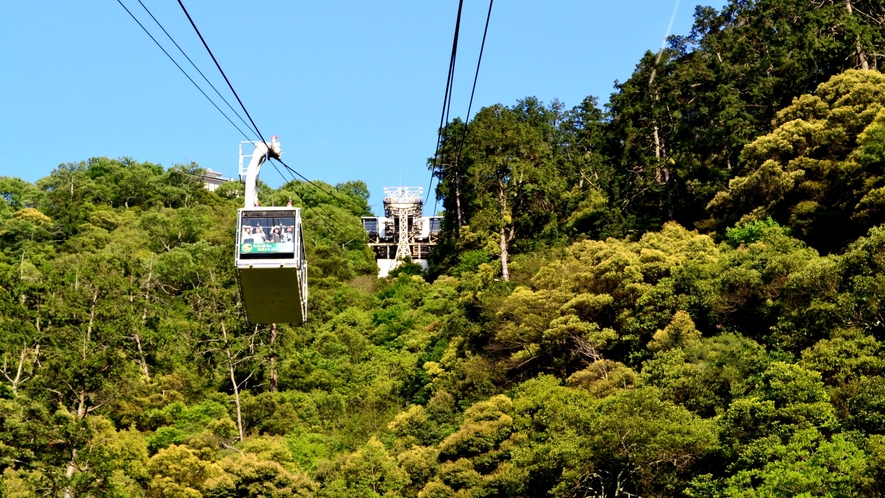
[462,0,494,140]
[272,157,361,210]
[439,0,494,215]
[119,1,357,240]
[174,0,357,214]
[426,0,466,207]
[176,0,268,147]
[269,157,360,237]
[114,0,254,142]
[135,0,258,139]
[443,1,465,127]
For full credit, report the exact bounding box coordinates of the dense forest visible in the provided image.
[4,0,885,496]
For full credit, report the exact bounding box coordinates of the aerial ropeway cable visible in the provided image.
[120,0,496,323]
[117,0,309,324]
[426,0,495,213]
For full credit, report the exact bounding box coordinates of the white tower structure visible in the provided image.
[384,187,424,261]
[361,187,442,277]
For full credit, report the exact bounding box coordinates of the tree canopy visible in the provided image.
[5,0,885,495]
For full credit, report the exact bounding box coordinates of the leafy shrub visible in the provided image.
[726,217,783,247]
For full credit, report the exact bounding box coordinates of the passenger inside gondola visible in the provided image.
[251,224,267,243]
[239,214,299,258]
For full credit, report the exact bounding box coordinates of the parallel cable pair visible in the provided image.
[425,0,465,207]
[115,0,295,192]
[176,0,357,215]
[115,0,360,236]
[114,0,256,142]
[173,1,361,221]
[177,1,366,236]
[426,0,495,213]
[442,0,494,214]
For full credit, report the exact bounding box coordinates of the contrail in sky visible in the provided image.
[660,0,682,54]
[650,0,682,85]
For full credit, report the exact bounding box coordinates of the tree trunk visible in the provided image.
[497,180,511,282]
[63,389,87,498]
[845,1,870,70]
[134,332,150,381]
[653,125,662,159]
[63,448,78,498]
[500,227,510,282]
[83,291,98,360]
[221,322,245,441]
[3,347,29,397]
[857,42,870,70]
[454,170,463,231]
[269,323,278,392]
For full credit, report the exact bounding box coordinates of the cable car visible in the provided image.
[236,138,308,324]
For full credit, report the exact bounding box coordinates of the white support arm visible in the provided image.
[243,140,281,208]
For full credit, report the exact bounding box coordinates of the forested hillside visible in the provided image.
[3,0,885,496]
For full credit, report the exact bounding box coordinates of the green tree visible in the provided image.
[707,429,869,497]
[509,376,717,497]
[604,0,885,235]
[0,177,39,216]
[437,99,564,281]
[708,69,885,251]
[319,437,409,498]
[641,333,769,417]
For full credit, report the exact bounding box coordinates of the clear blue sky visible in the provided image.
[0,1,699,214]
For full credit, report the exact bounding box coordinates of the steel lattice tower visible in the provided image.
[383,187,423,265]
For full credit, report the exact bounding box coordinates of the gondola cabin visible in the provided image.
[236,207,307,324]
